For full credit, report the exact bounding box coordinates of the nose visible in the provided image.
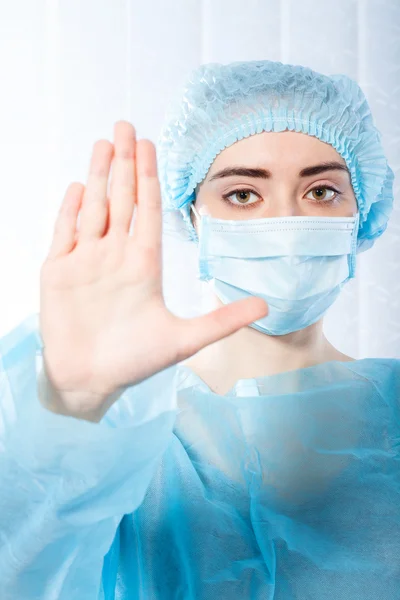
[260,197,302,218]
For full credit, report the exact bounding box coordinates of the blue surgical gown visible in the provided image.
[0,313,399,600]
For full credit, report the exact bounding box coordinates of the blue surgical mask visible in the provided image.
[191,204,360,336]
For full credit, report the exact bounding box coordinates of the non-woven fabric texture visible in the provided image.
[0,314,399,599]
[103,358,400,600]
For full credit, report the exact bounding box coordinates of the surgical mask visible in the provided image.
[191,204,360,336]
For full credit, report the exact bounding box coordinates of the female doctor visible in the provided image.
[0,60,399,599]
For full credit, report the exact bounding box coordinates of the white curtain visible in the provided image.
[0,0,399,358]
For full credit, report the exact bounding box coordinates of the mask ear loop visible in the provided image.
[191,203,213,282]
[191,202,201,222]
[349,211,360,278]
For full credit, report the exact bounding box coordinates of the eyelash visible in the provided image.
[221,185,343,209]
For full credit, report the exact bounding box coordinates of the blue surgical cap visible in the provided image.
[156,60,395,251]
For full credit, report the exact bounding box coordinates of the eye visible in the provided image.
[305,185,342,203]
[221,188,261,209]
[221,185,344,209]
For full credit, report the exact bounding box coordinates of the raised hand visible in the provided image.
[39,121,268,421]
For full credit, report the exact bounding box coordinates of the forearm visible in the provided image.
[0,313,179,599]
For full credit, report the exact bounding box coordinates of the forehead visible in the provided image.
[207,130,345,174]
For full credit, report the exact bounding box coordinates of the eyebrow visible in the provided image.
[207,161,351,182]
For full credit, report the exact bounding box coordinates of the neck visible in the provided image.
[185,291,353,383]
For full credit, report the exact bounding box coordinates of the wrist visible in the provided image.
[36,366,115,423]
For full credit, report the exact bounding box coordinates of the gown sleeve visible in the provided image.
[0,313,178,600]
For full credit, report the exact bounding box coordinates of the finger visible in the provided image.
[78,140,113,241]
[134,139,162,252]
[47,182,84,260]
[108,121,137,234]
[176,297,269,360]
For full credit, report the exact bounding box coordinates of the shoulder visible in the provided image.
[343,357,400,401]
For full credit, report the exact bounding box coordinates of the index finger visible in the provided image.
[134,139,162,250]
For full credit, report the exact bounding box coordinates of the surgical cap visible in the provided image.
[156,60,395,251]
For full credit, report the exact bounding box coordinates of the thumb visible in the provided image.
[176,296,269,360]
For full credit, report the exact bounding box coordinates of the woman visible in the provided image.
[180,127,358,393]
[0,60,398,599]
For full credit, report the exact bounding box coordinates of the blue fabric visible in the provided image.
[1,313,400,599]
[192,211,360,336]
[156,60,395,250]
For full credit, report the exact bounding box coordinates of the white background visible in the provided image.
[0,0,399,358]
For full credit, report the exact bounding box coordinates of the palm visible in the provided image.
[40,121,268,416]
